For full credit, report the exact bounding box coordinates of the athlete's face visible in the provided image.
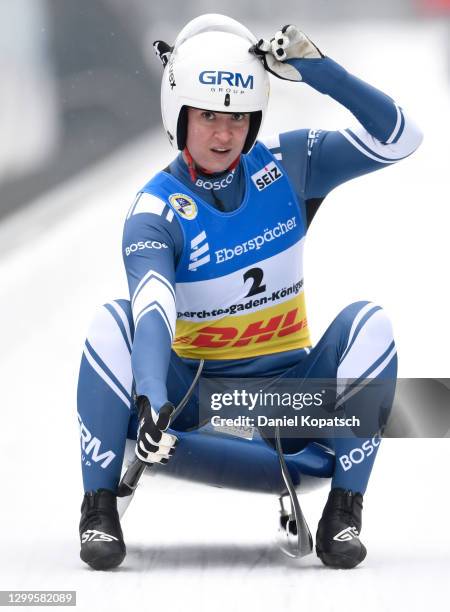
[185,108,250,173]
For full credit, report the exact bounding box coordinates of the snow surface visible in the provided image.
[0,21,449,612]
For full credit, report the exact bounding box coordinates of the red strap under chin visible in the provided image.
[183,147,240,182]
[228,155,240,171]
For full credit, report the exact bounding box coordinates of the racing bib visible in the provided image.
[144,143,311,360]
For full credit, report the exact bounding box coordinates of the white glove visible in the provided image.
[252,25,324,82]
[135,398,177,464]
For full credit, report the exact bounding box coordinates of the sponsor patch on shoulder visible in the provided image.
[169,193,198,220]
[251,161,283,191]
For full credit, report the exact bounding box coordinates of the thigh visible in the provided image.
[265,302,383,452]
[281,300,381,380]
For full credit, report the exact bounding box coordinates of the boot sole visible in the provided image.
[316,548,366,569]
[80,549,126,571]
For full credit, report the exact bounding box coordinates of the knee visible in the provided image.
[110,299,133,330]
[80,300,134,408]
[85,299,133,354]
[337,301,396,378]
[338,301,395,346]
[357,302,395,348]
[367,304,394,345]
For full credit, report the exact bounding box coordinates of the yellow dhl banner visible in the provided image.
[173,294,311,360]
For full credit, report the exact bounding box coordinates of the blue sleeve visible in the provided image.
[290,57,398,143]
[262,57,423,210]
[122,191,184,411]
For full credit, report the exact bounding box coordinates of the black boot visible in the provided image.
[316,488,367,569]
[79,489,126,570]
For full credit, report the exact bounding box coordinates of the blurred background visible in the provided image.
[0,0,448,221]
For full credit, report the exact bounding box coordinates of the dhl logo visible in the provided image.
[175,308,307,349]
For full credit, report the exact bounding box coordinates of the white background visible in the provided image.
[0,21,449,612]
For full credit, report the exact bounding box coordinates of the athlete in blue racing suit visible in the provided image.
[77,16,423,570]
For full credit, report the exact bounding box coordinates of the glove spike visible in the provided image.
[153,40,173,67]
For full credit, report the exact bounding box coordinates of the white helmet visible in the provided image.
[157,14,270,154]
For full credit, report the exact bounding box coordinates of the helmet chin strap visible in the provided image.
[183,147,240,183]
